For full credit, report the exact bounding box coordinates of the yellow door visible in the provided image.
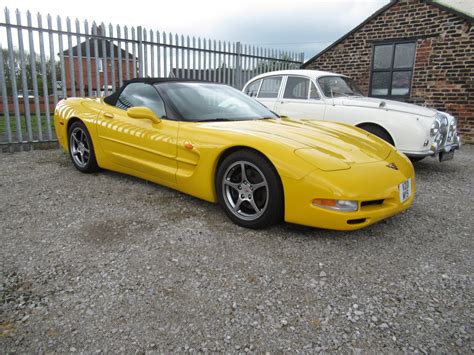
[96,83,178,184]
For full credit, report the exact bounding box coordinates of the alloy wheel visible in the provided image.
[70,127,90,168]
[222,161,269,221]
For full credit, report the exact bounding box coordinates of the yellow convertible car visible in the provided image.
[54,78,415,230]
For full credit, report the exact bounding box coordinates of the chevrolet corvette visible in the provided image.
[54,78,415,230]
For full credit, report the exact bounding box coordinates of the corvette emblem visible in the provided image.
[386,163,398,170]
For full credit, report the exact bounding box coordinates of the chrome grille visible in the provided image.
[447,117,458,143]
[435,113,449,147]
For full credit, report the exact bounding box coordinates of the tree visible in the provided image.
[255,53,299,73]
[1,48,60,97]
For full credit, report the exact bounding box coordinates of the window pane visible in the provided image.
[310,82,320,99]
[244,79,261,97]
[391,71,411,96]
[394,43,416,68]
[284,77,310,99]
[373,44,393,69]
[318,76,363,97]
[117,83,166,117]
[258,77,282,98]
[371,72,391,96]
[97,59,103,72]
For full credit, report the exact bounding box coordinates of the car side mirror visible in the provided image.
[127,107,161,124]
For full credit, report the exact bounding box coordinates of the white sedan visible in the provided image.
[243,70,460,162]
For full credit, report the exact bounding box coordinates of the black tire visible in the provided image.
[68,120,99,173]
[216,149,284,229]
[359,124,394,145]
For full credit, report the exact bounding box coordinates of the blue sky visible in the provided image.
[1,0,390,61]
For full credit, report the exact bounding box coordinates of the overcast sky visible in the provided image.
[1,0,390,61]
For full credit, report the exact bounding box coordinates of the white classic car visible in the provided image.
[242,70,460,161]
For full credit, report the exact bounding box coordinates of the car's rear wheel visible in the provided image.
[216,150,284,229]
[68,120,99,173]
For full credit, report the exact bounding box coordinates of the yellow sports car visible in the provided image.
[54,78,415,230]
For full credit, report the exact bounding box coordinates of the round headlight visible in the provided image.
[430,120,440,137]
[436,113,448,126]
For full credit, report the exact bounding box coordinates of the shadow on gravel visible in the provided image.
[80,219,157,245]
[276,222,379,241]
[53,151,426,247]
[37,152,71,167]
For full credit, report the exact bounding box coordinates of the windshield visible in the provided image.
[156,82,278,121]
[317,76,363,97]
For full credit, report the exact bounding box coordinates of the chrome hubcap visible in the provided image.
[222,161,269,221]
[70,127,90,168]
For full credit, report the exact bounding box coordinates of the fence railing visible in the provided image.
[0,7,304,149]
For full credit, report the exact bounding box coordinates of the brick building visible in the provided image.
[303,0,474,142]
[63,40,136,97]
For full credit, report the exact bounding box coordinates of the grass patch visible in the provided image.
[0,114,55,137]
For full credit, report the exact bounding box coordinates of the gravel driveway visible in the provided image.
[1,146,473,353]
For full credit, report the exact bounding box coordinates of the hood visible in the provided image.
[201,118,392,169]
[339,96,437,118]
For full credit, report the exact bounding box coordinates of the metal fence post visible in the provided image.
[16,9,33,142]
[5,7,23,144]
[0,43,12,144]
[137,26,143,77]
[235,41,242,90]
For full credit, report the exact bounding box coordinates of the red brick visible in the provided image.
[305,0,474,142]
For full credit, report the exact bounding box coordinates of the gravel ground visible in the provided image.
[1,146,473,353]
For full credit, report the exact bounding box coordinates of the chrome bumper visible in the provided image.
[403,135,461,159]
[404,112,461,161]
[431,136,461,154]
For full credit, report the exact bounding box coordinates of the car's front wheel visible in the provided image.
[68,120,99,173]
[359,124,394,146]
[216,150,284,229]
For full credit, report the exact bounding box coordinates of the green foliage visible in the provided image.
[255,53,297,72]
[1,48,60,96]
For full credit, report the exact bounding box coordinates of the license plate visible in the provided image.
[439,150,455,162]
[399,178,412,203]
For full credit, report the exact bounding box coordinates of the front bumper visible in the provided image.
[282,152,415,231]
[403,135,461,159]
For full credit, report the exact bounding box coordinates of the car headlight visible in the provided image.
[430,120,440,137]
[312,199,358,212]
[451,117,457,132]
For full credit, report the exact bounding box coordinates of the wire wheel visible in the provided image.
[222,160,269,221]
[69,126,91,168]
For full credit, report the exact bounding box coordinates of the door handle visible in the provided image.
[280,101,284,104]
[104,112,114,119]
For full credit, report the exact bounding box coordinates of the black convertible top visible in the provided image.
[103,77,214,106]
[125,77,209,85]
